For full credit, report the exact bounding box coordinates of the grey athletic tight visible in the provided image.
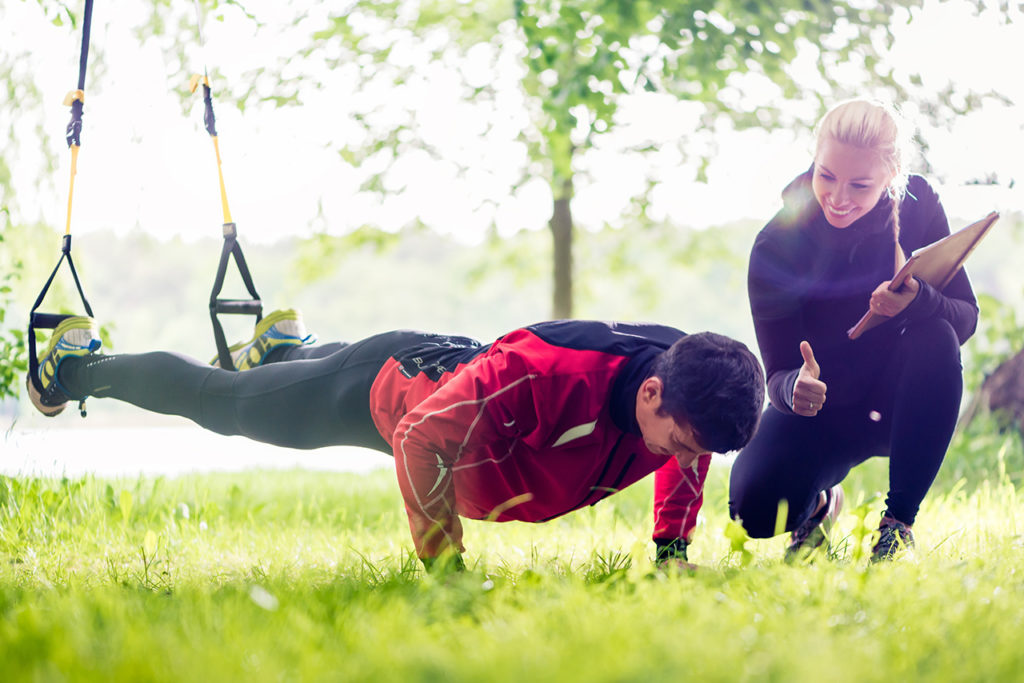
[60,330,440,454]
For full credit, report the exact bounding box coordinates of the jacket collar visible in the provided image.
[609,347,661,435]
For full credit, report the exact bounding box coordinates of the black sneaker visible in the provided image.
[785,484,844,561]
[870,516,914,562]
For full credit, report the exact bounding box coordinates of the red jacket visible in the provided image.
[368,320,710,556]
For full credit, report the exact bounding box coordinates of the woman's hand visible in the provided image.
[870,274,920,317]
[793,341,827,417]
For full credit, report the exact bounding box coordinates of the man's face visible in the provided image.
[635,376,708,468]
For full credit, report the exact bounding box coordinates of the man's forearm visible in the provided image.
[407,508,465,559]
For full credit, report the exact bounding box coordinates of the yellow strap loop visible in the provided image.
[64,144,80,236]
[211,137,232,224]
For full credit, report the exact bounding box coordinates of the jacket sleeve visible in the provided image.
[895,187,979,344]
[748,237,803,414]
[392,348,536,559]
[652,452,712,544]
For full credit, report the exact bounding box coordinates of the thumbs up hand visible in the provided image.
[793,340,827,417]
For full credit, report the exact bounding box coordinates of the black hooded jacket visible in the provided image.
[747,169,978,414]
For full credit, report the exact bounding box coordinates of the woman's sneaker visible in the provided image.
[27,316,101,417]
[785,484,844,561]
[870,516,914,562]
[211,309,317,371]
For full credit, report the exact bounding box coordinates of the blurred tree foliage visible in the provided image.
[0,1,50,401]
[0,220,28,402]
[2,0,1020,402]
[125,0,1011,318]
[961,290,1024,433]
[300,0,942,317]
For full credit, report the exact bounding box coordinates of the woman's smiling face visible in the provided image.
[812,138,896,229]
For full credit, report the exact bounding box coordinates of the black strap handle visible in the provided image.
[28,235,94,393]
[209,222,263,370]
[190,2,261,369]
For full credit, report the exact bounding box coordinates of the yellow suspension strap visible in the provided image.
[28,0,96,417]
[188,1,263,371]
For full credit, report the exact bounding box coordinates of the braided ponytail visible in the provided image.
[891,195,905,271]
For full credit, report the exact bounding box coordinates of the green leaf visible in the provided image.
[119,490,133,522]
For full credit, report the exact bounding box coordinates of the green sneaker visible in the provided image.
[211,309,316,371]
[27,316,101,417]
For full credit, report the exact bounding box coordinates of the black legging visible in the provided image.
[729,317,963,536]
[60,330,449,454]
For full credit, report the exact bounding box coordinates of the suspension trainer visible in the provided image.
[188,0,263,371]
[27,0,96,417]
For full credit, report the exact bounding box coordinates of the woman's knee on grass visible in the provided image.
[729,483,823,539]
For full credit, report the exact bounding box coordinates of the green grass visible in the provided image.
[2,425,1024,682]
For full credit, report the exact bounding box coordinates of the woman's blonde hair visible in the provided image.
[814,99,912,260]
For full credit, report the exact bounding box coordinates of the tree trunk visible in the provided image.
[963,347,1024,433]
[550,179,574,319]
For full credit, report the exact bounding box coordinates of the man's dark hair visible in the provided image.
[652,332,765,453]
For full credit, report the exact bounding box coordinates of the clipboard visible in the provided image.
[847,211,1000,340]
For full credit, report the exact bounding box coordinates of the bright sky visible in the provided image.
[3,0,1023,246]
